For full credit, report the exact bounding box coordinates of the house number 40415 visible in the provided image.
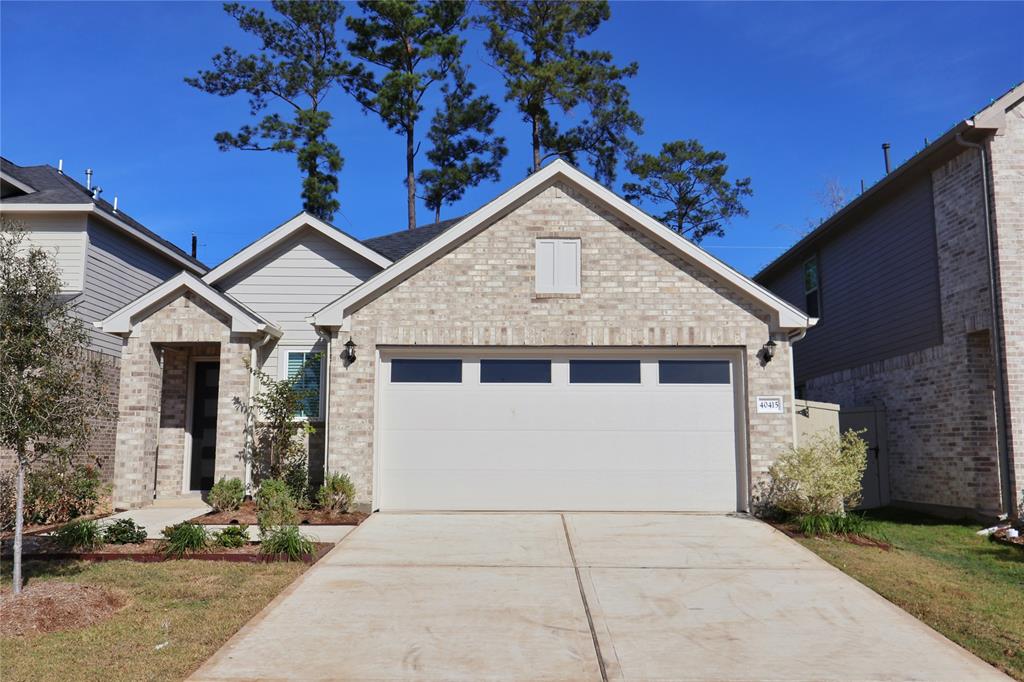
[756,396,784,414]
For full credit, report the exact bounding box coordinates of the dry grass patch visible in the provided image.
[0,559,306,682]
[798,509,1024,680]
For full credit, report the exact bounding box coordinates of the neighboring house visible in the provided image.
[0,157,206,480]
[99,160,812,511]
[756,83,1023,520]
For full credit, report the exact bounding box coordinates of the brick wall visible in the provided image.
[328,181,796,508]
[989,100,1024,513]
[805,149,1004,515]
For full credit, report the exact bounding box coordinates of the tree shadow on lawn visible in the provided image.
[0,559,90,589]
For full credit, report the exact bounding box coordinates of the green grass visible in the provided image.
[1,559,306,682]
[797,508,1024,680]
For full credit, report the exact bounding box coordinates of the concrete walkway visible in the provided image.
[191,513,1009,682]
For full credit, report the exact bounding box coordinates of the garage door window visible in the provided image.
[480,359,551,383]
[569,360,641,384]
[391,359,462,383]
[659,360,730,384]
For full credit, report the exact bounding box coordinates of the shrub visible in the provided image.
[208,477,245,512]
[214,524,250,548]
[757,429,868,518]
[161,522,210,557]
[316,473,356,514]
[260,525,314,560]
[24,462,103,525]
[53,519,103,551]
[256,478,298,532]
[103,518,148,544]
[0,471,15,533]
[797,512,867,537]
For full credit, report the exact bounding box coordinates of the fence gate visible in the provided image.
[840,405,889,509]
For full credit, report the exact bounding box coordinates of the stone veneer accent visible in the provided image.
[112,293,251,508]
[989,102,1024,512]
[805,148,1008,515]
[328,181,796,508]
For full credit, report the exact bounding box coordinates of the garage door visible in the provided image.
[377,351,742,511]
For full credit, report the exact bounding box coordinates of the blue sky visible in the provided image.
[2,1,1021,275]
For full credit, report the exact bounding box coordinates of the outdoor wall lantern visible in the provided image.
[761,339,777,364]
[342,337,357,364]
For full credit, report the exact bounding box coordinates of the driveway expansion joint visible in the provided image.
[561,512,609,682]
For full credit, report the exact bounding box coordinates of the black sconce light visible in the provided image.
[342,337,357,363]
[761,339,777,364]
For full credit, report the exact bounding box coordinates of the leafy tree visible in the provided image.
[186,1,351,221]
[481,0,641,184]
[0,220,105,593]
[622,140,753,243]
[345,0,468,230]
[418,66,507,223]
[236,356,318,502]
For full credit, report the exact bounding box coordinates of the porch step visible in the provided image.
[150,494,206,508]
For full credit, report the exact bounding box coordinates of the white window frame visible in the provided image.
[279,348,325,420]
[535,238,581,294]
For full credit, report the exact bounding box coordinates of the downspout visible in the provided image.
[956,132,1014,517]
[246,331,275,495]
[317,328,333,480]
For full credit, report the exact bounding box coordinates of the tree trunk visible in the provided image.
[531,116,541,173]
[434,206,440,224]
[406,128,417,231]
[13,456,25,594]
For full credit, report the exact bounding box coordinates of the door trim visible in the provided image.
[183,356,220,494]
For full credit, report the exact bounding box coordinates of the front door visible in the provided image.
[189,361,220,491]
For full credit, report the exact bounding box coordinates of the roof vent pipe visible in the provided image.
[92,186,102,200]
[85,168,93,190]
[113,196,118,213]
[882,143,891,174]
[57,159,64,175]
[191,233,198,259]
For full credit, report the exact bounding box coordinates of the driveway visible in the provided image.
[191,513,1007,681]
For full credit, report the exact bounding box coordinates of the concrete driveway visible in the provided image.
[191,513,1007,681]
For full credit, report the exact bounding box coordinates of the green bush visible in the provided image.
[316,473,356,514]
[214,524,250,548]
[208,477,245,512]
[24,462,103,526]
[256,478,298,532]
[260,525,315,560]
[53,518,103,551]
[161,522,210,557]
[797,512,867,537]
[103,518,148,544]
[756,429,868,519]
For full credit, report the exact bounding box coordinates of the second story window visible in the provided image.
[803,256,821,318]
[535,238,581,294]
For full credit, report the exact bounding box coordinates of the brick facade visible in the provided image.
[111,293,252,508]
[328,181,797,509]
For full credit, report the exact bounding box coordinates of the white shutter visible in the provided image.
[536,239,580,294]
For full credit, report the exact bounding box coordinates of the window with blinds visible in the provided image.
[286,351,323,419]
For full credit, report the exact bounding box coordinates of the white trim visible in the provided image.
[97,271,283,337]
[0,171,37,196]
[203,212,392,285]
[312,160,812,331]
[0,202,205,273]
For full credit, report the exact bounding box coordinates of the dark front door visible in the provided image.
[189,361,220,491]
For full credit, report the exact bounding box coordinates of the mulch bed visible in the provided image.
[2,538,333,564]
[768,520,892,550]
[0,511,112,541]
[0,582,127,637]
[191,500,367,527]
[990,527,1024,548]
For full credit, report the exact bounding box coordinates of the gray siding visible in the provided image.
[761,174,943,384]
[220,227,382,379]
[80,217,182,355]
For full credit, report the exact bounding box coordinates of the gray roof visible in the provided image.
[362,216,465,261]
[1,157,207,271]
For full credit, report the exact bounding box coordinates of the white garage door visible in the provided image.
[377,351,742,511]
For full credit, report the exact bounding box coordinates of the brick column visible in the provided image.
[112,338,162,508]
[214,335,251,482]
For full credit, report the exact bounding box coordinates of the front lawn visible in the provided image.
[0,559,306,682]
[797,508,1024,680]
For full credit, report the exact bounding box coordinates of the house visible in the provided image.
[0,157,207,480]
[756,83,1023,520]
[99,159,813,511]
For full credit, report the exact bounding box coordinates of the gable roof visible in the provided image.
[203,211,392,284]
[313,159,812,332]
[756,80,1023,283]
[0,157,207,273]
[98,271,282,337]
[362,215,466,260]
